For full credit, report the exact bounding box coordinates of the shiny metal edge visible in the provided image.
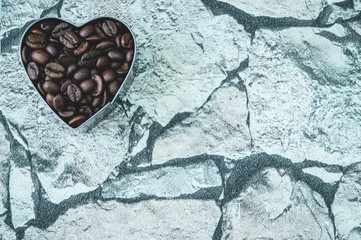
[19,16,137,132]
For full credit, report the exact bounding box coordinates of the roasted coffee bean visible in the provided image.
[73,68,90,81]
[45,75,52,81]
[31,49,49,65]
[85,34,103,42]
[95,23,107,38]
[46,93,55,107]
[49,37,60,43]
[68,115,86,128]
[27,62,40,80]
[108,80,120,96]
[80,79,96,93]
[73,41,89,55]
[116,62,129,75]
[66,64,77,77]
[94,107,100,113]
[45,43,60,57]
[58,106,75,119]
[80,50,101,67]
[52,22,71,37]
[117,76,125,83]
[79,106,93,118]
[121,33,134,49]
[26,34,47,48]
[101,89,110,107]
[91,97,101,108]
[91,75,104,97]
[115,35,122,49]
[43,80,60,93]
[37,82,46,96]
[53,94,66,111]
[107,49,123,61]
[58,53,75,66]
[31,29,47,37]
[22,46,30,65]
[40,22,55,32]
[59,30,80,49]
[96,56,110,69]
[102,68,116,82]
[95,41,115,51]
[60,79,72,92]
[45,62,65,78]
[79,25,95,38]
[90,69,99,78]
[125,50,134,63]
[102,20,117,37]
[110,61,122,69]
[67,84,82,102]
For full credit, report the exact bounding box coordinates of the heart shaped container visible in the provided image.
[19,17,136,131]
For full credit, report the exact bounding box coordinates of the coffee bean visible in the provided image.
[121,33,134,49]
[107,49,123,61]
[22,46,30,65]
[125,50,134,63]
[95,41,115,51]
[52,23,71,37]
[45,43,60,57]
[27,62,40,80]
[108,80,121,96]
[91,75,104,97]
[59,30,80,49]
[45,62,65,78]
[66,64,77,77]
[85,34,103,42]
[102,20,117,37]
[79,25,95,38]
[40,22,55,32]
[45,75,53,81]
[95,23,107,38]
[53,94,66,111]
[58,106,75,119]
[110,61,122,69]
[46,93,55,107]
[73,41,89,55]
[102,68,116,82]
[115,35,122,49]
[116,62,129,75]
[58,53,75,66]
[79,106,93,118]
[60,79,72,92]
[80,79,96,93]
[80,50,102,67]
[90,69,99,78]
[43,80,60,93]
[101,89,110,107]
[67,84,82,102]
[37,82,46,96]
[73,68,90,81]
[31,49,49,65]
[96,56,110,69]
[31,29,47,37]
[26,34,47,48]
[91,97,101,108]
[68,115,87,128]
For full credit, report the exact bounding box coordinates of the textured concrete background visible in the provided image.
[0,0,361,239]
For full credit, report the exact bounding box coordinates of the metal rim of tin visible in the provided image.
[19,16,137,130]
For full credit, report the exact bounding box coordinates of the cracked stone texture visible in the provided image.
[1,0,360,239]
[333,163,361,239]
[222,168,334,239]
[24,200,221,240]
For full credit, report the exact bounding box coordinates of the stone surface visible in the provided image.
[332,163,361,239]
[152,85,251,165]
[0,114,11,215]
[102,160,222,200]
[302,167,343,183]
[222,168,334,239]
[0,216,16,240]
[24,200,221,240]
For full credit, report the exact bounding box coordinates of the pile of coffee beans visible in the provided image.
[21,18,134,128]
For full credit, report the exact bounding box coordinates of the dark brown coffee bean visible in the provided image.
[79,106,93,118]
[58,53,75,66]
[46,93,55,107]
[94,107,100,113]
[60,79,72,92]
[79,25,95,38]
[115,35,122,49]
[66,64,77,77]
[43,80,60,93]
[59,30,80,49]
[125,50,134,63]
[91,97,101,108]
[80,50,102,67]
[62,46,73,54]
[27,62,39,80]
[58,106,75,119]
[53,94,66,111]
[45,62,65,78]
[31,29,47,37]
[68,115,86,128]
[107,49,123,61]
[45,43,60,57]
[26,34,47,48]
[45,75,53,81]
[102,68,116,82]
[91,75,104,97]
[108,80,121,97]
[110,61,122,69]
[95,41,115,51]
[22,46,30,65]
[90,69,99,78]
[85,34,103,42]
[49,37,60,43]
[52,23,71,37]
[116,62,129,75]
[95,23,107,38]
[102,20,117,37]
[67,84,82,102]
[73,41,89,55]
[37,82,46,96]
[73,68,90,81]
[101,89,110,107]
[31,49,49,65]
[121,33,134,49]
[96,56,110,69]
[117,76,125,83]
[40,22,55,32]
[80,79,96,93]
